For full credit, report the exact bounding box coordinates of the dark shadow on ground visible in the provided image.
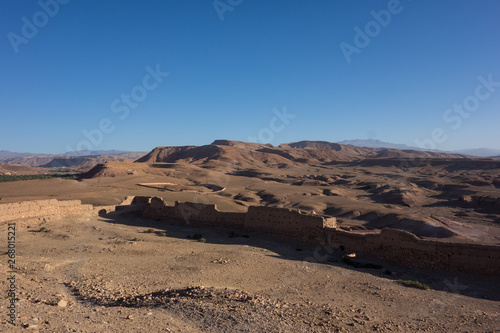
[99,209,500,302]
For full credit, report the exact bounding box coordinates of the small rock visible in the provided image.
[57,299,68,308]
[127,315,134,320]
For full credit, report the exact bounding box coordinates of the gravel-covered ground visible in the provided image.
[1,213,499,332]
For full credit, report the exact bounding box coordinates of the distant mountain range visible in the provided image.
[0,150,36,159]
[453,148,500,157]
[337,139,500,157]
[134,140,469,170]
[0,149,135,158]
[63,149,133,156]
[337,140,416,150]
[0,150,147,169]
[1,139,498,170]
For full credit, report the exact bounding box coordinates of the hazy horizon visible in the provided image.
[2,1,499,154]
[2,137,500,157]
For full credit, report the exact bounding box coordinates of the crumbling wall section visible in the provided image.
[141,197,334,242]
[141,198,246,229]
[136,196,500,276]
[325,228,500,275]
[0,199,93,224]
[245,206,327,243]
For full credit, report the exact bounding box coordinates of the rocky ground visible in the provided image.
[1,212,499,332]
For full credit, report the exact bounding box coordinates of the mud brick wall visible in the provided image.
[1,196,498,276]
[4,196,495,276]
[245,206,333,243]
[140,197,335,242]
[0,199,93,224]
[138,196,500,276]
[325,228,500,276]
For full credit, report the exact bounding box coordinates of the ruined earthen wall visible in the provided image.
[142,197,247,229]
[2,197,497,274]
[0,199,93,224]
[245,206,327,243]
[140,197,331,242]
[138,196,500,275]
[325,228,500,275]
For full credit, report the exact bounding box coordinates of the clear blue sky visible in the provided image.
[1,0,499,154]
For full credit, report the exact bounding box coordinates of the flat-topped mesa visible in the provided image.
[280,140,346,151]
[211,139,243,146]
[211,140,274,148]
[131,139,476,169]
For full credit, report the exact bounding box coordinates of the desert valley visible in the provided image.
[5,0,500,331]
[1,140,499,332]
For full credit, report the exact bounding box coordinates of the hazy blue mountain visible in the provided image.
[0,150,147,168]
[337,139,418,150]
[63,149,131,156]
[338,139,499,157]
[0,150,35,159]
[454,148,500,157]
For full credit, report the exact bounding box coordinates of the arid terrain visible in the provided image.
[1,140,499,332]
[3,140,499,243]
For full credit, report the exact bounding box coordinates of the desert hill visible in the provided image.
[0,164,45,175]
[2,140,499,244]
[135,140,471,169]
[280,140,369,152]
[137,140,443,162]
[0,151,146,170]
[56,140,500,244]
[283,140,469,159]
[338,139,500,157]
[0,150,35,159]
